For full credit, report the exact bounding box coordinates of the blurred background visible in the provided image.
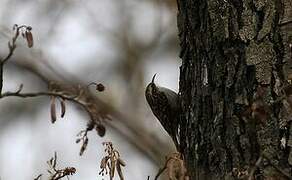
[0,0,180,179]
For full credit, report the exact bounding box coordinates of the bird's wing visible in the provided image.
[158,86,179,111]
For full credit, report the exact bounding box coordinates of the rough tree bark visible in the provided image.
[177,0,292,179]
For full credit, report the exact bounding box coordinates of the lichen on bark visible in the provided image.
[177,0,292,179]
[246,39,275,84]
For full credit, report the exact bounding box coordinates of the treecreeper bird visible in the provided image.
[145,74,180,148]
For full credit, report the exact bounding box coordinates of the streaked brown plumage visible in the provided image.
[145,74,180,147]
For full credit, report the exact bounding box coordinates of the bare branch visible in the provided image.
[0,24,33,95]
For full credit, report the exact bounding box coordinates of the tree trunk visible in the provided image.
[177,0,292,179]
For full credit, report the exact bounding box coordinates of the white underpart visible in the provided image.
[158,86,179,111]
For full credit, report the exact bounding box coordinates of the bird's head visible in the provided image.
[145,74,158,97]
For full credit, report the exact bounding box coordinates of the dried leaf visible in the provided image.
[116,162,124,180]
[25,30,33,48]
[46,152,77,180]
[117,158,126,167]
[99,142,124,180]
[110,158,116,179]
[107,161,111,174]
[50,96,57,123]
[100,157,109,169]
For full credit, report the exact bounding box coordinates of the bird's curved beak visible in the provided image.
[151,73,157,83]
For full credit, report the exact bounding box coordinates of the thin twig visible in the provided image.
[154,166,167,180]
[1,91,77,100]
[261,154,292,180]
[249,154,292,180]
[8,57,172,165]
[33,174,42,180]
[0,90,90,118]
[0,24,33,95]
[154,158,172,180]
[46,152,76,180]
[0,63,3,95]
[248,156,263,180]
[1,25,29,63]
[279,20,292,27]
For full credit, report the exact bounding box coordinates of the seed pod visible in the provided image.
[96,124,106,137]
[50,96,57,123]
[25,30,33,48]
[26,26,32,31]
[60,98,66,118]
[13,24,18,30]
[86,121,95,131]
[80,138,88,156]
[96,83,105,92]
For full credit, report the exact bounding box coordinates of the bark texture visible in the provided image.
[177,0,292,179]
